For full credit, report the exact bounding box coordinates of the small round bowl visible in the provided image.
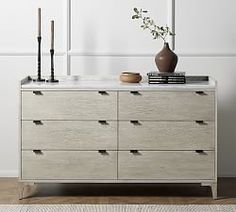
[120,72,142,83]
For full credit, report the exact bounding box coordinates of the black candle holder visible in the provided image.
[33,36,45,82]
[46,49,59,83]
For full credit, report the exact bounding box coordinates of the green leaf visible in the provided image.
[132,15,139,19]
[134,8,139,13]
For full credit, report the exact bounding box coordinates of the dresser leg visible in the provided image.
[18,182,24,200]
[201,182,217,199]
[18,182,37,200]
[210,182,218,200]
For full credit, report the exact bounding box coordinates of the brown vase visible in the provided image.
[155,42,178,73]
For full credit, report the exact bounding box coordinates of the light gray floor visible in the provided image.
[0,205,236,212]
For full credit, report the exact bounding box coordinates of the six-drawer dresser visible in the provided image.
[19,76,217,199]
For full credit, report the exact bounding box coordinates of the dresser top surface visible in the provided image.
[21,76,216,91]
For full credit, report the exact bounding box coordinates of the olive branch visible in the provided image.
[132,8,175,43]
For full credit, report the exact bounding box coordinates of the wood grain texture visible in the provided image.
[0,178,235,204]
[202,182,218,200]
[22,91,117,120]
[18,182,36,200]
[119,91,215,121]
[22,121,117,150]
[119,121,215,150]
[22,151,117,180]
[118,151,214,180]
[20,87,217,199]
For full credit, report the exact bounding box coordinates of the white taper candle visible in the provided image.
[38,8,41,37]
[51,20,54,49]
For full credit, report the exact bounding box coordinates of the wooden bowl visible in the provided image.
[120,72,142,83]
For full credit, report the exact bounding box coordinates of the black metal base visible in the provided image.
[33,78,46,82]
[46,48,59,83]
[35,36,44,83]
[46,78,59,83]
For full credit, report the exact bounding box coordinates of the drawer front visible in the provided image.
[22,91,117,120]
[22,121,117,150]
[119,91,215,120]
[118,151,214,180]
[22,151,117,180]
[119,121,215,150]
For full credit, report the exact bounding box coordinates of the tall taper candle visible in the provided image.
[51,20,54,49]
[38,8,41,37]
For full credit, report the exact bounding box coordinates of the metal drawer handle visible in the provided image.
[130,91,141,95]
[33,150,43,155]
[130,120,141,125]
[33,91,43,95]
[98,91,109,95]
[33,120,43,125]
[195,150,206,155]
[130,150,139,154]
[98,120,108,125]
[98,150,108,155]
[195,120,207,125]
[195,91,207,96]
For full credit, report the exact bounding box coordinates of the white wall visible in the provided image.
[0,0,235,177]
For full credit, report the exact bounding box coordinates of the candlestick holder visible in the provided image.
[33,36,45,82]
[46,49,59,83]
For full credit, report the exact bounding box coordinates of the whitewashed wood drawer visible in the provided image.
[22,120,117,150]
[22,91,117,120]
[118,151,214,180]
[119,91,215,120]
[119,121,215,150]
[22,151,117,180]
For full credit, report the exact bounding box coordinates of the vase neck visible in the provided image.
[164,42,170,49]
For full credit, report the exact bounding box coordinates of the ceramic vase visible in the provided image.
[155,42,178,73]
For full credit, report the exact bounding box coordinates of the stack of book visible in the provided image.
[147,72,186,84]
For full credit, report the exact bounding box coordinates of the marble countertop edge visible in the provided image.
[21,75,216,91]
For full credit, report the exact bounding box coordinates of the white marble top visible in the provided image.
[21,75,216,91]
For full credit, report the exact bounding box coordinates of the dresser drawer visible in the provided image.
[118,151,214,180]
[119,121,215,150]
[22,91,117,120]
[22,120,117,150]
[22,151,117,180]
[119,91,215,120]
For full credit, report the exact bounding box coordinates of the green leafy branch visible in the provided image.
[132,8,175,43]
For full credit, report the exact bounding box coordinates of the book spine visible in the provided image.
[147,72,186,77]
[148,82,186,84]
[148,77,186,80]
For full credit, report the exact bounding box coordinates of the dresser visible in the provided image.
[19,76,217,199]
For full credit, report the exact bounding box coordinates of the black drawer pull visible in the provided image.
[98,91,108,95]
[195,120,207,125]
[98,120,108,125]
[130,91,141,95]
[98,150,108,155]
[195,150,204,154]
[33,150,43,155]
[33,120,43,125]
[33,91,43,95]
[195,91,207,96]
[130,120,141,125]
[130,150,139,154]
